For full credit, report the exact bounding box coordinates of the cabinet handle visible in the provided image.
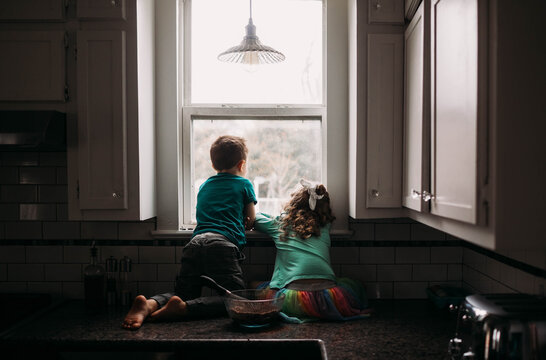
[370,189,380,198]
[422,191,434,202]
[411,189,421,199]
[112,192,120,198]
[111,0,118,7]
[375,1,382,10]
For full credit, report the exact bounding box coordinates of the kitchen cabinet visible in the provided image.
[404,0,422,20]
[68,0,155,221]
[77,0,127,20]
[0,0,65,21]
[349,0,405,219]
[0,31,66,101]
[368,0,405,24]
[405,0,546,254]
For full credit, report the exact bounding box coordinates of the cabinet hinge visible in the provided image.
[64,85,70,101]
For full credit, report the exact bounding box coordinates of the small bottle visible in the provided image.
[119,256,132,307]
[84,242,106,308]
[105,256,118,306]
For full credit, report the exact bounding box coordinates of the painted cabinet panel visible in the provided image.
[76,30,128,210]
[77,0,126,20]
[402,2,429,212]
[0,31,66,101]
[366,34,403,208]
[368,0,405,24]
[0,0,65,20]
[430,0,478,224]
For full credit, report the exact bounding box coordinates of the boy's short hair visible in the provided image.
[210,135,248,171]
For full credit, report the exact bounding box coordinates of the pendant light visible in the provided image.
[217,0,285,65]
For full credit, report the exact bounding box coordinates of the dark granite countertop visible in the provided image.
[0,299,456,359]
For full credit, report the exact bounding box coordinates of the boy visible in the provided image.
[123,135,256,329]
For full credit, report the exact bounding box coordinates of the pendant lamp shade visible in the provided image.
[218,1,285,65]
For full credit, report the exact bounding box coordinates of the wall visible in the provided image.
[1,150,545,301]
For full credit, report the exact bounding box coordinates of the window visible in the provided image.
[182,0,325,225]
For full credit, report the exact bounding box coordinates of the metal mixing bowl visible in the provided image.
[223,289,285,328]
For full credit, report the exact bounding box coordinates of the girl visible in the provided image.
[254,179,370,323]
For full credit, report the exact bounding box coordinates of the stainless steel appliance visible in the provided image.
[448,293,546,360]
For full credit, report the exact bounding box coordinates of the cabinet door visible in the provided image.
[0,31,66,101]
[367,34,403,208]
[368,0,405,24]
[0,0,65,20]
[77,0,126,20]
[402,2,429,212]
[77,30,128,210]
[430,0,478,223]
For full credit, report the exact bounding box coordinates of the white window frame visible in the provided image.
[153,0,349,234]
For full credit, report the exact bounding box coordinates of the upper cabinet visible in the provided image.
[68,0,155,221]
[0,0,65,21]
[77,0,127,20]
[0,31,67,101]
[349,0,405,219]
[403,0,546,253]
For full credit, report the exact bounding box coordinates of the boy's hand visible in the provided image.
[244,216,254,230]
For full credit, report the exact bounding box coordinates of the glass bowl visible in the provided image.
[223,289,285,328]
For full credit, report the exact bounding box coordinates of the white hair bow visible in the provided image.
[300,179,324,210]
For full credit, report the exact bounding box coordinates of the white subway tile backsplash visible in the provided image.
[8,264,44,281]
[5,221,42,239]
[0,167,18,184]
[1,185,37,203]
[431,247,463,263]
[349,223,374,240]
[157,264,180,281]
[249,247,276,264]
[20,204,56,220]
[396,247,430,264]
[2,152,39,166]
[0,264,6,281]
[132,264,158,281]
[497,262,517,289]
[340,264,376,282]
[100,246,138,263]
[377,264,412,281]
[359,247,395,264]
[137,281,174,298]
[28,281,62,296]
[365,282,393,299]
[241,264,270,283]
[64,246,91,264]
[0,281,27,293]
[81,222,118,240]
[56,204,68,220]
[39,152,66,167]
[119,222,154,240]
[0,204,19,220]
[514,269,535,294]
[62,282,84,299]
[43,221,80,240]
[38,185,68,203]
[45,264,82,281]
[375,224,411,241]
[19,167,56,184]
[412,264,447,281]
[447,264,463,281]
[411,224,446,241]
[330,247,359,264]
[394,282,428,299]
[0,245,25,263]
[138,246,176,264]
[26,246,63,263]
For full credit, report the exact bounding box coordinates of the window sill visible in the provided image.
[150,229,354,240]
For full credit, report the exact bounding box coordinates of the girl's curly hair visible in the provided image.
[280,184,335,240]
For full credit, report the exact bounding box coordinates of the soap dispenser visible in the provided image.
[84,242,106,308]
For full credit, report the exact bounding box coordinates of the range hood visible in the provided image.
[0,111,66,150]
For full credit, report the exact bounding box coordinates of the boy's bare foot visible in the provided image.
[149,296,187,322]
[122,295,158,330]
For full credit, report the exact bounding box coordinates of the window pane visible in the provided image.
[190,0,323,104]
[192,119,322,222]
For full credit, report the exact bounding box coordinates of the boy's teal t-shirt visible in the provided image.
[253,212,336,289]
[193,173,257,248]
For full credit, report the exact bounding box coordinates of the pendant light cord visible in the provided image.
[249,0,253,20]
